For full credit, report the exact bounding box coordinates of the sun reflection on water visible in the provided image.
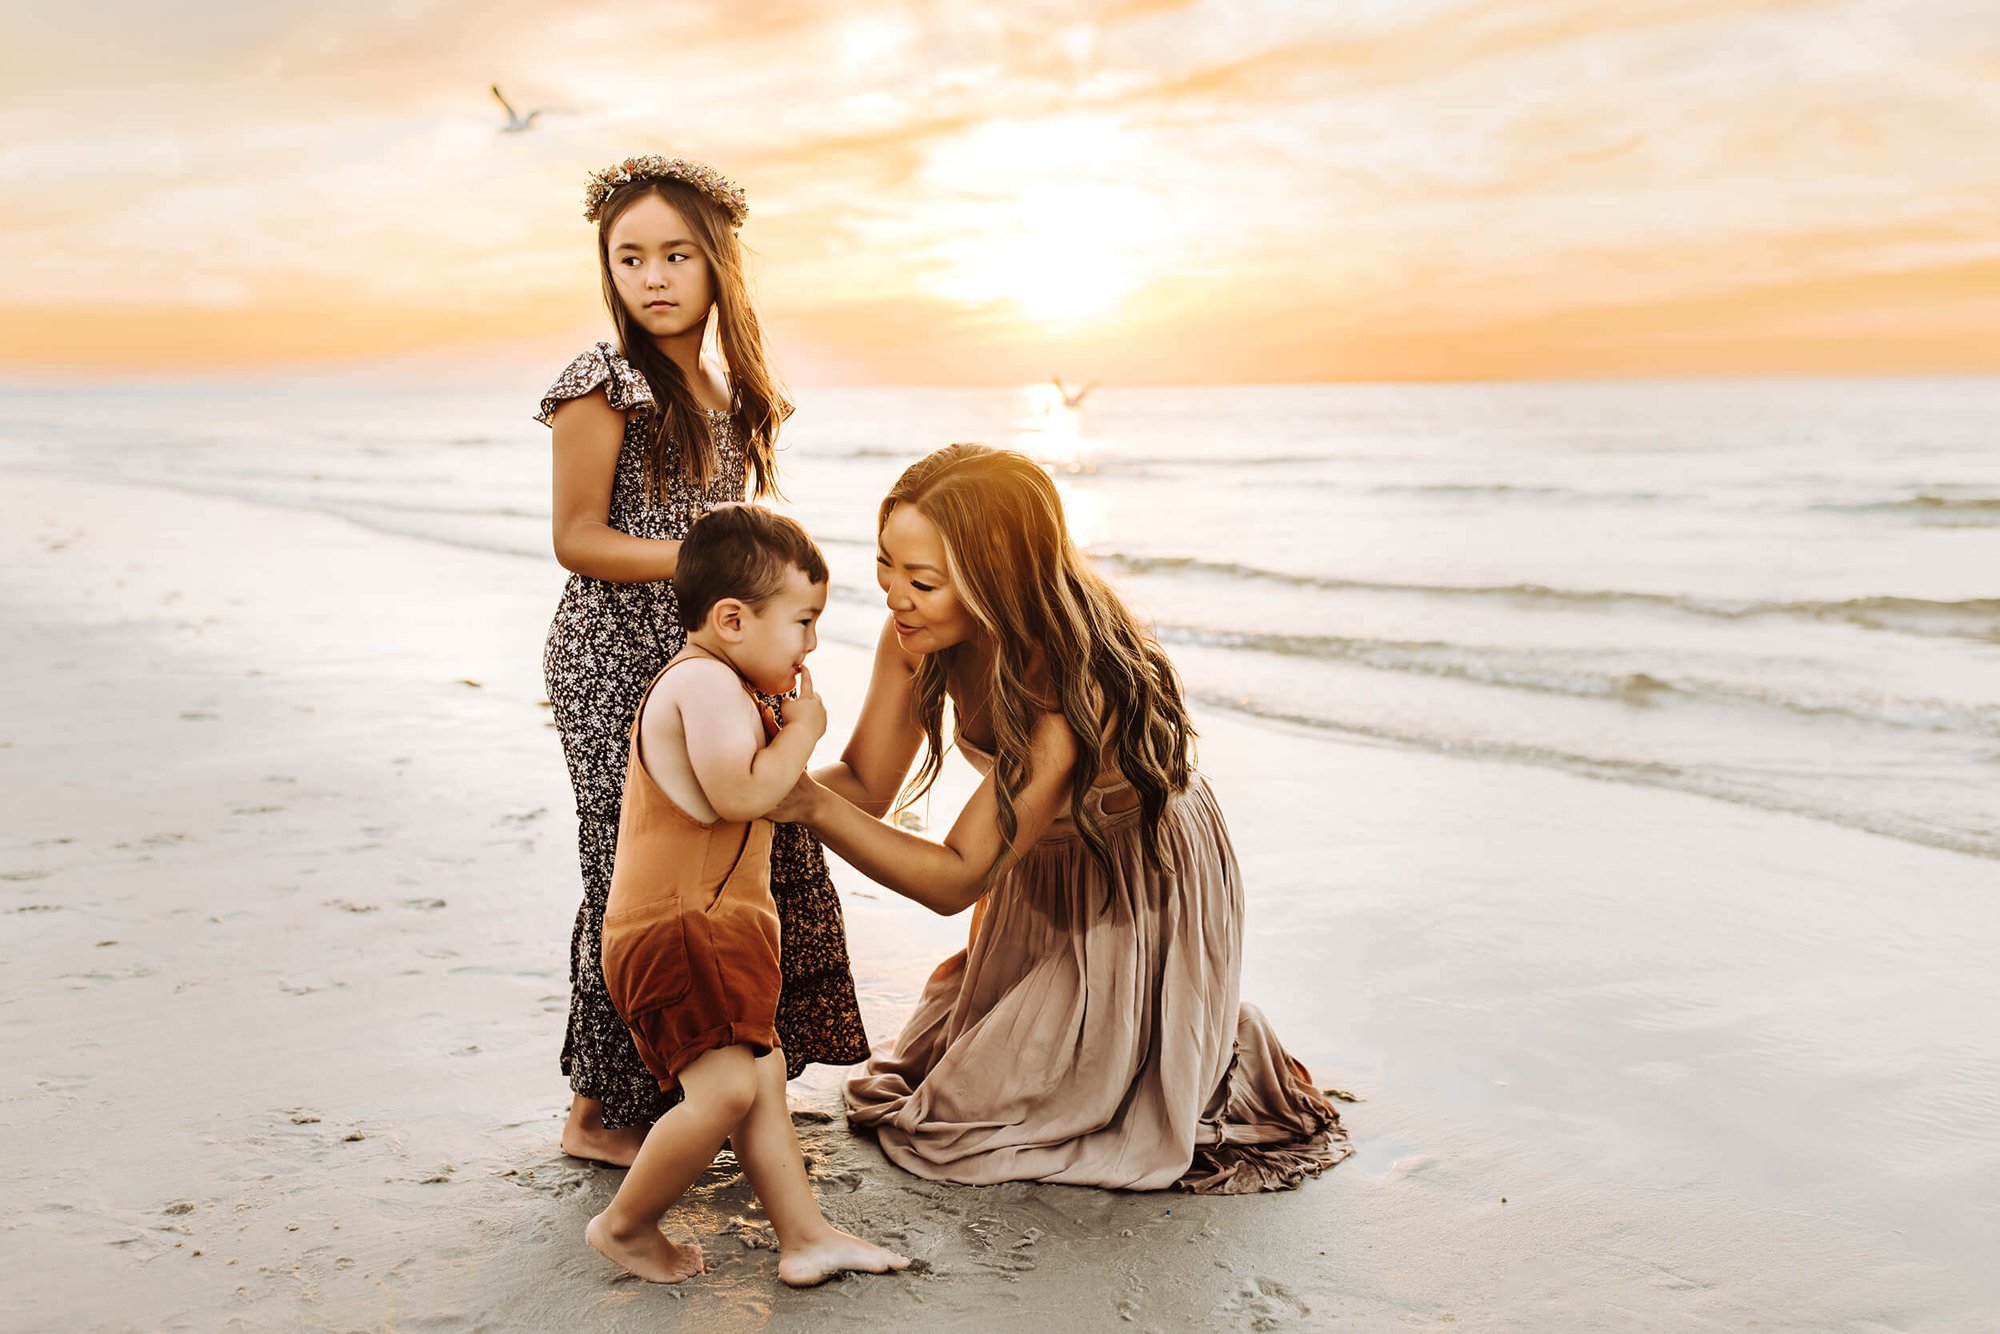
[1003,382,1106,547]
[1011,382,1094,474]
[1052,475,1106,550]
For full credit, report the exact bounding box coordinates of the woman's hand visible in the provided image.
[768,770,827,826]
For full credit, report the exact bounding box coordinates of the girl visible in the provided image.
[771,444,1350,1192]
[537,155,868,1165]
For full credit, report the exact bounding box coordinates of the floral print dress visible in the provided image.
[538,342,869,1129]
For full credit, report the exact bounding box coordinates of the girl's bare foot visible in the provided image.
[561,1096,649,1167]
[585,1211,705,1284]
[777,1228,911,1287]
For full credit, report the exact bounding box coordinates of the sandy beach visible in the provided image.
[4,469,1997,1332]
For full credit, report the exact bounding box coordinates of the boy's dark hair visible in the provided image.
[673,503,828,630]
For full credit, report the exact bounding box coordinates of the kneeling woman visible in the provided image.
[771,444,1350,1193]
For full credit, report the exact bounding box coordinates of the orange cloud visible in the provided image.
[2,0,1996,381]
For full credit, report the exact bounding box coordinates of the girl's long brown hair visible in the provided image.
[594,177,789,500]
[884,444,1195,879]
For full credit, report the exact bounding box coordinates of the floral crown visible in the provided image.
[581,154,748,229]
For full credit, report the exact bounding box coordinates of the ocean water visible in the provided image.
[3,372,1996,861]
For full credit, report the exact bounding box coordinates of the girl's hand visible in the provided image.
[768,770,826,826]
[780,664,828,740]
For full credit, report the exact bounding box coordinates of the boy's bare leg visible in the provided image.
[732,1050,912,1287]
[561,1094,649,1167]
[585,1046,758,1283]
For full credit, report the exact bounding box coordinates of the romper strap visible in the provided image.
[627,654,706,745]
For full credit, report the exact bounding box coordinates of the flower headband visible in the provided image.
[581,154,748,229]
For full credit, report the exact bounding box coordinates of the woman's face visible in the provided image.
[605,194,713,341]
[877,503,981,655]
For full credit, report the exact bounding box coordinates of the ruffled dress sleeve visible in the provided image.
[534,341,657,426]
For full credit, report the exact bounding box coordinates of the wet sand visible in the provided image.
[2,472,1996,1331]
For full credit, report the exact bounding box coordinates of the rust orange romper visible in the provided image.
[600,658,783,1090]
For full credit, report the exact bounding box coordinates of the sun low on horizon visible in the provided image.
[2,0,1997,385]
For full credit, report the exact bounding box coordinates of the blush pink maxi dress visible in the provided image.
[845,737,1350,1194]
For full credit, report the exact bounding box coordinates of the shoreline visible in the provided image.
[4,470,1997,1331]
[6,434,1991,867]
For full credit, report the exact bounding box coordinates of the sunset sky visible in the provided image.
[2,0,1996,383]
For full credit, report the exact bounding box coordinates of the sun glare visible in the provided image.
[927,182,1165,323]
[918,116,1169,325]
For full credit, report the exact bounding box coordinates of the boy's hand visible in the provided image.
[780,664,828,740]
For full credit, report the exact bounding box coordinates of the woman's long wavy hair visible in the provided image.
[595,177,789,500]
[885,444,1195,880]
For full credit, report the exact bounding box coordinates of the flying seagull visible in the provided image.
[1052,377,1099,409]
[491,85,541,133]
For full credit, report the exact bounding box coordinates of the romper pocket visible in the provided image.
[600,906,692,1015]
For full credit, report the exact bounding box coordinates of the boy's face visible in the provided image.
[732,566,826,695]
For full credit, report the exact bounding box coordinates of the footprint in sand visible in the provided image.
[511,1164,593,1199]
[807,1165,864,1194]
[724,1215,777,1250]
[962,1216,1041,1274]
[1212,1275,1312,1330]
[1,869,52,882]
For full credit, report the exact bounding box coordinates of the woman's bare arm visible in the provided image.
[809,616,926,817]
[789,710,1078,915]
[549,392,682,582]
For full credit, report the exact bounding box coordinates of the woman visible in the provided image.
[773,443,1348,1192]
[538,155,867,1165]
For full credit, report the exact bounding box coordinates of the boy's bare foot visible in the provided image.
[777,1228,911,1287]
[561,1097,648,1167]
[585,1212,705,1284]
